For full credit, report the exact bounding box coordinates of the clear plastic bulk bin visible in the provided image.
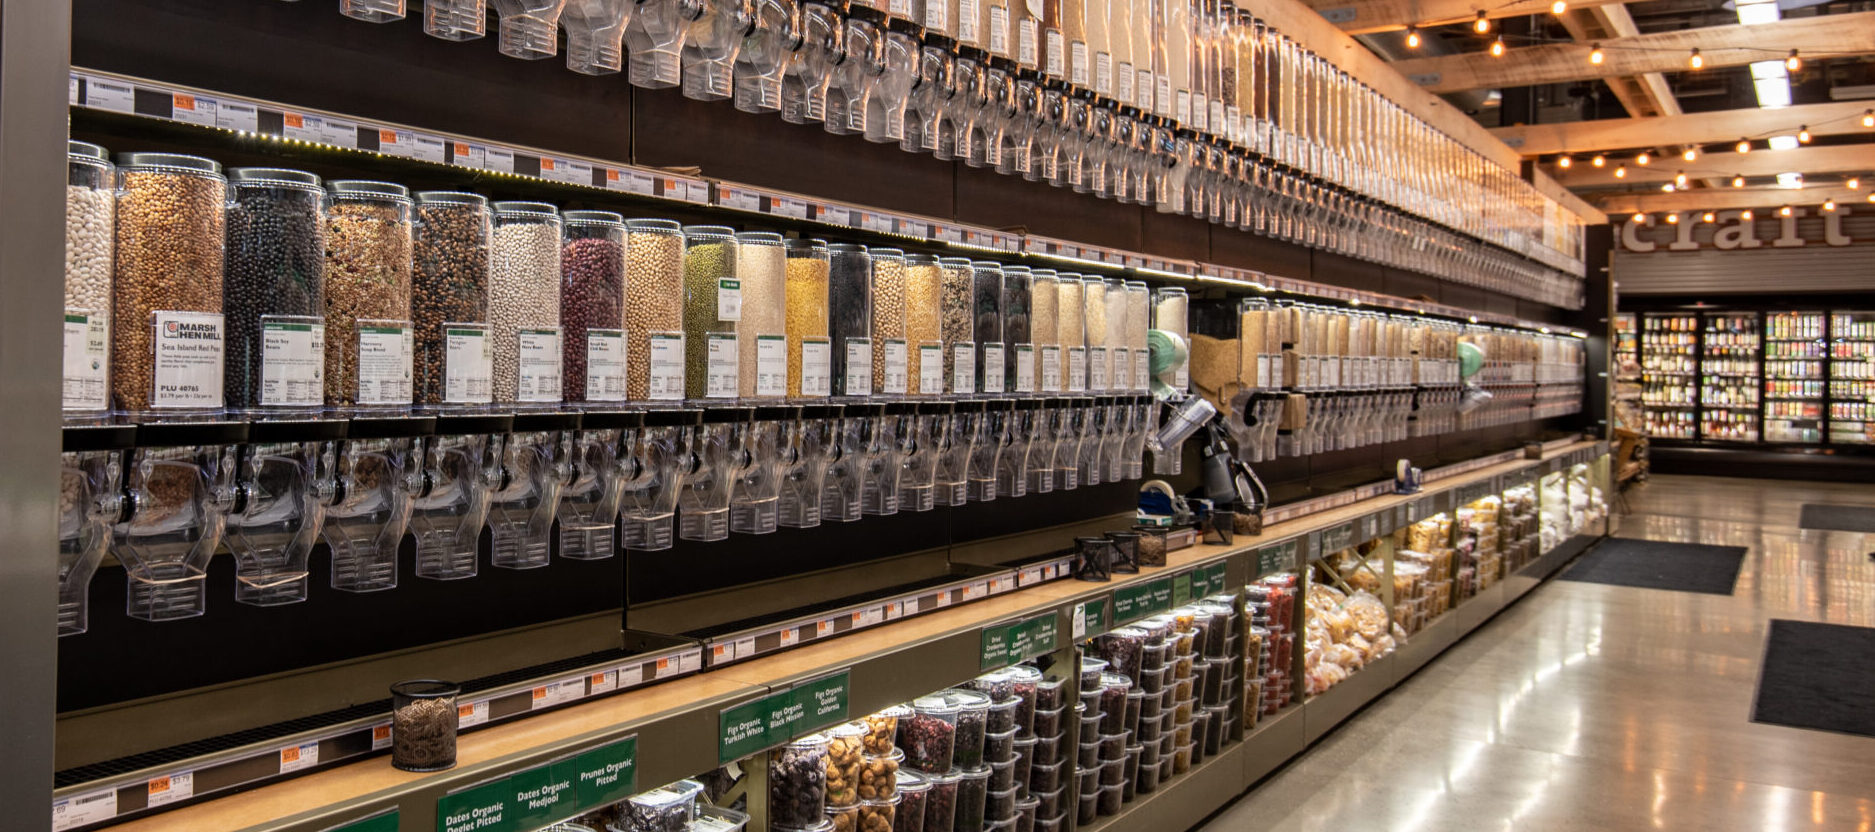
[112,152,227,419]
[324,181,415,414]
[412,192,493,411]
[624,219,687,403]
[65,141,114,420]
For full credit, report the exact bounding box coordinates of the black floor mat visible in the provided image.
[1560,537,1746,595]
[1753,620,1875,738]
[1799,504,1875,533]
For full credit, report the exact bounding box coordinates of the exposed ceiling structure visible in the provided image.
[1311,0,1875,212]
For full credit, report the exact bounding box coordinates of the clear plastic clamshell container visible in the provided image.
[679,406,747,541]
[112,440,238,621]
[731,405,797,534]
[622,409,698,550]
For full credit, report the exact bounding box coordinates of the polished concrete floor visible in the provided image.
[1200,475,1875,832]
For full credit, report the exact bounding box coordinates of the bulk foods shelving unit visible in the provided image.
[4,0,1616,830]
[77,440,1611,832]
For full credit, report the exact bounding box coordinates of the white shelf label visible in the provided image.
[517,327,562,402]
[1088,347,1108,391]
[1041,346,1062,392]
[705,331,739,398]
[456,700,490,728]
[486,147,517,174]
[648,332,684,400]
[845,338,873,397]
[53,790,118,832]
[755,334,787,398]
[952,342,976,394]
[1015,344,1035,393]
[588,669,619,695]
[87,79,135,113]
[216,100,259,133]
[919,343,944,395]
[883,339,909,395]
[450,141,486,171]
[260,318,325,407]
[151,311,224,409]
[443,323,493,404]
[801,338,832,397]
[586,329,628,402]
[357,321,414,405]
[62,309,109,411]
[982,344,1005,394]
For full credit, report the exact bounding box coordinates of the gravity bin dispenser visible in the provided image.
[621,408,700,551]
[729,405,798,535]
[558,410,643,560]
[111,422,245,622]
[57,425,134,636]
[224,419,345,606]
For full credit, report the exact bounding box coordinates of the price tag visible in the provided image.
[772,197,810,219]
[443,323,493,404]
[755,334,787,398]
[585,328,627,402]
[457,700,490,728]
[647,332,685,400]
[278,741,321,773]
[1066,347,1087,392]
[845,338,873,396]
[531,678,584,709]
[719,186,761,213]
[1041,346,1062,392]
[449,141,486,171]
[53,790,118,832]
[170,93,217,127]
[372,724,393,750]
[86,78,135,113]
[516,327,562,402]
[1014,345,1035,393]
[486,146,517,174]
[145,772,194,807]
[216,100,259,133]
[589,669,618,695]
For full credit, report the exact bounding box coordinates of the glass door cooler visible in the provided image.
[1829,311,1875,445]
[1698,311,1759,442]
[1639,313,1697,440]
[1764,311,1826,444]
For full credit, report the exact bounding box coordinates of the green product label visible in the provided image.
[1255,541,1296,577]
[1027,615,1060,655]
[793,671,851,734]
[981,624,1014,670]
[65,313,88,325]
[1080,598,1109,635]
[437,777,511,832]
[361,325,407,335]
[572,736,638,809]
[1320,522,1355,554]
[765,688,805,740]
[326,810,399,832]
[445,327,486,338]
[509,761,578,830]
[719,279,741,290]
[1112,578,1172,624]
[718,697,771,764]
[263,322,316,332]
[1173,573,1193,606]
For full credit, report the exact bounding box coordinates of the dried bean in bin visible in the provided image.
[112,152,227,415]
[623,219,686,402]
[489,202,562,404]
[323,181,413,411]
[224,168,327,412]
[412,192,491,407]
[64,141,114,416]
[560,211,627,403]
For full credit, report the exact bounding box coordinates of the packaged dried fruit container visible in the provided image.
[770,733,833,827]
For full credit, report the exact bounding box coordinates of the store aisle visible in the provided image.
[1198,475,1875,832]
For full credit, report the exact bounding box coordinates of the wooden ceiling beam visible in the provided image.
[1491,99,1875,156]
[1304,0,1627,35]
[1388,11,1875,94]
[1556,143,1874,187]
[1595,186,1868,213]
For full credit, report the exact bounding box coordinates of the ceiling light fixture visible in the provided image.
[1703,212,1716,223]
[1490,36,1505,57]
[1589,43,1604,65]
[1474,10,1490,32]
[1666,212,1680,224]
[1848,177,1861,190]
[1864,110,1874,128]
[1557,155,1572,169]
[1798,125,1811,143]
[1768,134,1800,151]
[1405,26,1421,48]
[1732,174,1746,188]
[1675,171,1688,188]
[1550,0,1566,13]
[1661,183,1676,192]
[1779,205,1793,216]
[1736,138,1751,153]
[1637,152,1651,166]
[1683,148,1698,161]
[1741,209,1754,220]
[1591,154,1606,168]
[1785,49,1801,71]
[1614,165,1627,178]
[1631,212,1645,223]
[1689,48,1704,70]
[1823,199,1836,211]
